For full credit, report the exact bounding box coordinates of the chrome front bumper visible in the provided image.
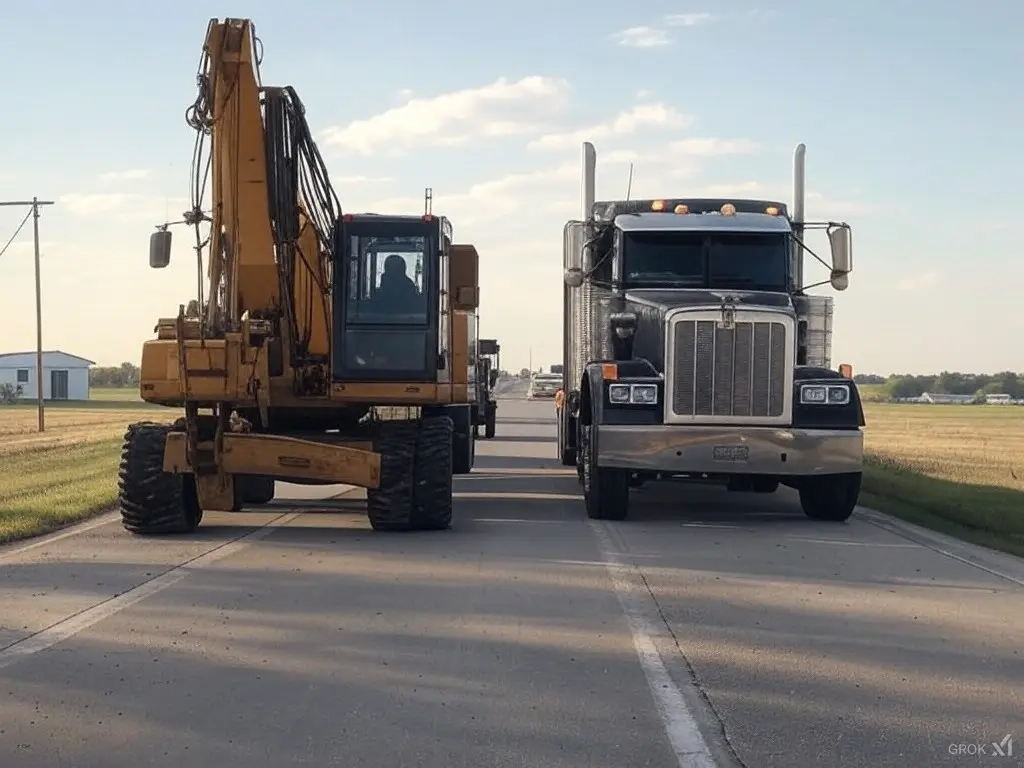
[596,424,863,476]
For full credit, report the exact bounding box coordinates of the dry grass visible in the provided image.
[0,390,179,543]
[861,403,1024,556]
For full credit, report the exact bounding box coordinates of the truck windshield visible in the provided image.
[346,233,430,325]
[623,231,788,291]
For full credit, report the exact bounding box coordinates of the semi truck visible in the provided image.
[556,142,864,522]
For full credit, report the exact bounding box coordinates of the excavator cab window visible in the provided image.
[333,217,442,382]
[347,239,427,323]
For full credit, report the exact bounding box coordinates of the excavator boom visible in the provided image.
[203,18,279,320]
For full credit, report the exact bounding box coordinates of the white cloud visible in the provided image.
[611,11,765,51]
[334,175,393,184]
[528,104,692,151]
[347,163,582,227]
[609,26,671,48]
[0,240,61,261]
[897,271,941,292]
[99,168,151,182]
[321,76,570,155]
[668,138,760,156]
[346,151,866,238]
[665,12,715,27]
[58,193,191,224]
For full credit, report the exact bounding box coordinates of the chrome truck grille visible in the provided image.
[668,312,793,423]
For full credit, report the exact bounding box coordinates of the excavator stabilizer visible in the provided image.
[162,432,381,488]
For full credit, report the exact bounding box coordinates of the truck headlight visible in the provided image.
[631,384,658,404]
[608,384,631,403]
[800,383,850,405]
[608,383,659,405]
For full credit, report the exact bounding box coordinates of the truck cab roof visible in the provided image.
[614,211,792,234]
[593,197,788,220]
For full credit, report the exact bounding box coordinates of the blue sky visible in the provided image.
[0,0,1021,373]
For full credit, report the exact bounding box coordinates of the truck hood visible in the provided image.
[624,288,794,313]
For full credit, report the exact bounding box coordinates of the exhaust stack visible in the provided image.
[793,143,806,227]
[582,142,596,221]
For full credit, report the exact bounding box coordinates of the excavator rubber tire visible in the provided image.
[410,415,454,531]
[367,419,418,531]
[240,476,276,505]
[483,402,496,439]
[118,422,202,535]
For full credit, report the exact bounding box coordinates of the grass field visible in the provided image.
[861,403,1024,556]
[0,387,175,543]
[2,388,1023,558]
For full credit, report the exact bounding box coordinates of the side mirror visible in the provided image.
[827,225,852,291]
[489,371,499,387]
[150,230,172,269]
[564,267,584,288]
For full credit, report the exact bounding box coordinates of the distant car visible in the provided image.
[528,374,561,400]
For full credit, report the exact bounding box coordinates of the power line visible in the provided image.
[0,208,32,260]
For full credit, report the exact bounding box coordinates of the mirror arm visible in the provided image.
[797,278,833,292]
[791,233,832,272]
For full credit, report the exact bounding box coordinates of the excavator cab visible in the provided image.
[334,213,447,382]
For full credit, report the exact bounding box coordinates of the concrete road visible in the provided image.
[1,398,1022,767]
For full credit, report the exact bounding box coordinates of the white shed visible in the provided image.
[0,350,95,401]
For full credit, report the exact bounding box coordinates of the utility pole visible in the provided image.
[0,197,55,432]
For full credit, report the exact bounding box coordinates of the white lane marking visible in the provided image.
[589,520,719,768]
[0,512,300,669]
[783,536,920,548]
[858,508,1024,588]
[0,511,120,561]
[474,518,570,524]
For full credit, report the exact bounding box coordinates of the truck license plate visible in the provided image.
[712,445,749,462]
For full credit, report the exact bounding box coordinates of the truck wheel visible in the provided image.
[581,424,629,521]
[119,422,202,535]
[410,414,454,531]
[367,420,417,531]
[484,402,496,439]
[799,472,861,522]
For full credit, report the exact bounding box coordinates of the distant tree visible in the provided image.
[853,373,885,385]
[89,362,141,388]
[854,371,1024,401]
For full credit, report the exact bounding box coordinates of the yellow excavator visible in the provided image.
[121,17,480,534]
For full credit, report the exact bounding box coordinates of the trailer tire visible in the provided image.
[410,415,454,531]
[119,422,202,535]
[799,472,861,522]
[367,420,417,531]
[581,424,629,521]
